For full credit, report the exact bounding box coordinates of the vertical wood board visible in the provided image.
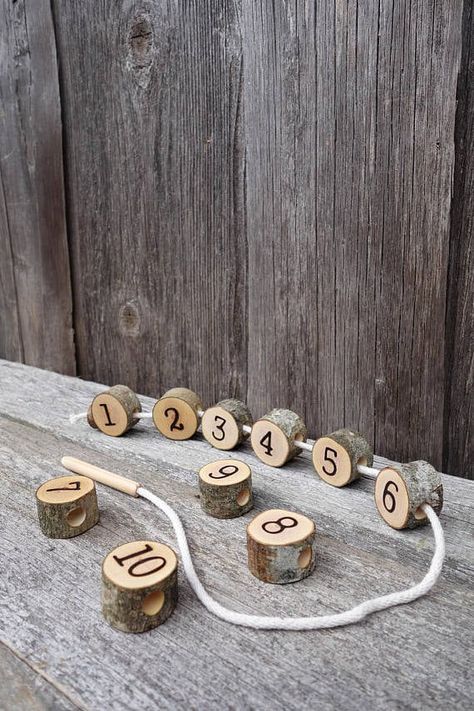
[0,0,75,373]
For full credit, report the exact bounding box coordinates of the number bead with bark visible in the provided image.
[198,459,253,518]
[201,399,253,450]
[102,540,178,633]
[312,429,373,487]
[247,509,316,584]
[374,461,443,530]
[87,385,142,437]
[152,387,203,440]
[250,409,308,467]
[36,475,99,538]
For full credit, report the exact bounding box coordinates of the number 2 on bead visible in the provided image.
[212,415,226,441]
[382,480,398,513]
[260,431,273,456]
[322,446,337,476]
[164,407,184,432]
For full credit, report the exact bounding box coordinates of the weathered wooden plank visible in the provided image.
[444,0,474,478]
[242,0,462,471]
[0,360,473,709]
[0,643,79,711]
[51,0,247,401]
[0,0,75,373]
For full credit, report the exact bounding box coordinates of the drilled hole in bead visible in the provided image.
[142,590,165,616]
[357,456,368,467]
[66,506,86,528]
[237,488,250,507]
[294,433,304,442]
[414,506,427,520]
[298,546,312,569]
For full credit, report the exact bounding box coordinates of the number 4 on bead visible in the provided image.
[260,431,273,456]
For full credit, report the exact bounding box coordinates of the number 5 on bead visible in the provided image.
[322,447,337,476]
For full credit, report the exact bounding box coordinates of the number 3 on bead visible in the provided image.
[382,480,398,513]
[212,415,226,442]
[259,431,273,456]
[322,446,337,476]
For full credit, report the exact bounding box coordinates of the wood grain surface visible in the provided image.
[0,0,74,373]
[0,1,471,477]
[444,0,474,478]
[0,360,473,710]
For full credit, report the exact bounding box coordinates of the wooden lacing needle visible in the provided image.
[61,456,141,497]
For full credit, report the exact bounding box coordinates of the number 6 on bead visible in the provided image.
[382,480,398,513]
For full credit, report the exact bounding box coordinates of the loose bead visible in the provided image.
[36,475,99,538]
[247,508,316,584]
[199,459,253,518]
[102,540,178,633]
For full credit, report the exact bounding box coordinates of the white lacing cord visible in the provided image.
[69,411,89,423]
[69,411,152,424]
[138,487,445,631]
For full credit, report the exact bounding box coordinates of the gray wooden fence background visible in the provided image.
[0,0,472,478]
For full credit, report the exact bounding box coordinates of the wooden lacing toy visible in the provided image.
[71,385,443,531]
[58,456,446,632]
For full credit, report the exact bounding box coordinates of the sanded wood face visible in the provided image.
[91,393,129,436]
[201,406,240,450]
[375,468,411,529]
[103,540,177,590]
[199,459,251,487]
[247,509,314,546]
[312,436,353,486]
[153,396,199,440]
[36,475,94,504]
[250,420,290,467]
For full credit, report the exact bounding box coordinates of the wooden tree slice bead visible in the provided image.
[87,385,142,437]
[375,461,443,530]
[312,428,373,487]
[102,540,178,633]
[201,399,253,450]
[152,387,203,441]
[198,459,253,518]
[250,409,308,467]
[247,509,316,584]
[36,475,99,538]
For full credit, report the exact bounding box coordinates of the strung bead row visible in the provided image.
[83,384,443,530]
